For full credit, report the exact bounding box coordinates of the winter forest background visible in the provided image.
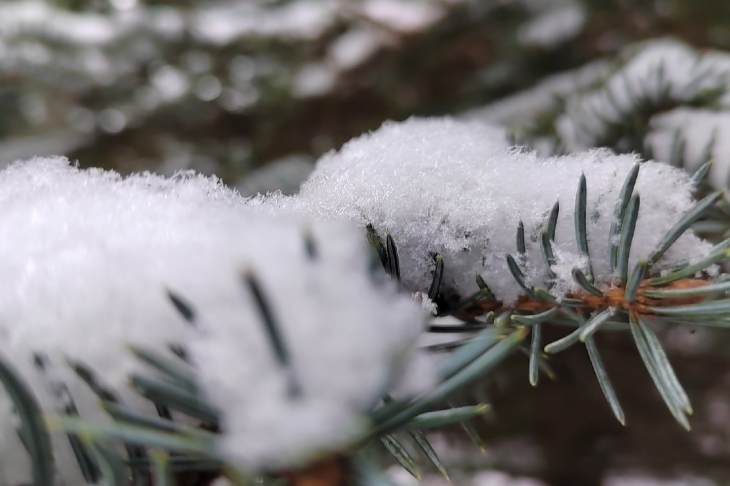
[3,1,730,485]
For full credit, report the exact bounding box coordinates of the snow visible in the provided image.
[0,157,428,480]
[0,1,133,46]
[329,27,383,70]
[466,38,730,189]
[646,109,730,189]
[0,1,183,93]
[556,39,730,150]
[517,3,586,49]
[191,1,338,45]
[294,117,711,303]
[151,65,190,102]
[292,62,337,98]
[413,291,438,316]
[360,0,446,33]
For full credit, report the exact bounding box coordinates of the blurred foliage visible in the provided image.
[0,0,727,187]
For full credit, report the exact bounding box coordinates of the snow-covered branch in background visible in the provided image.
[468,39,730,190]
[556,39,730,151]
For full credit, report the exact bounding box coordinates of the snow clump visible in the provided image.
[296,117,711,304]
[0,157,428,482]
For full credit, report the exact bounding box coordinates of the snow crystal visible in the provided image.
[295,117,711,303]
[0,157,427,480]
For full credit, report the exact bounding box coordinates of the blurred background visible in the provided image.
[2,1,730,485]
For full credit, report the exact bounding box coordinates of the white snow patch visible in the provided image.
[0,157,427,478]
[556,39,730,150]
[518,3,586,48]
[191,0,338,44]
[647,108,730,189]
[292,62,337,98]
[0,1,133,46]
[360,0,445,33]
[294,117,710,303]
[329,27,383,70]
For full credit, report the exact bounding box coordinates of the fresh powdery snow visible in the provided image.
[0,157,427,483]
[296,117,711,303]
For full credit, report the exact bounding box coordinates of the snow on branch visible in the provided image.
[0,157,428,481]
[293,117,711,303]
